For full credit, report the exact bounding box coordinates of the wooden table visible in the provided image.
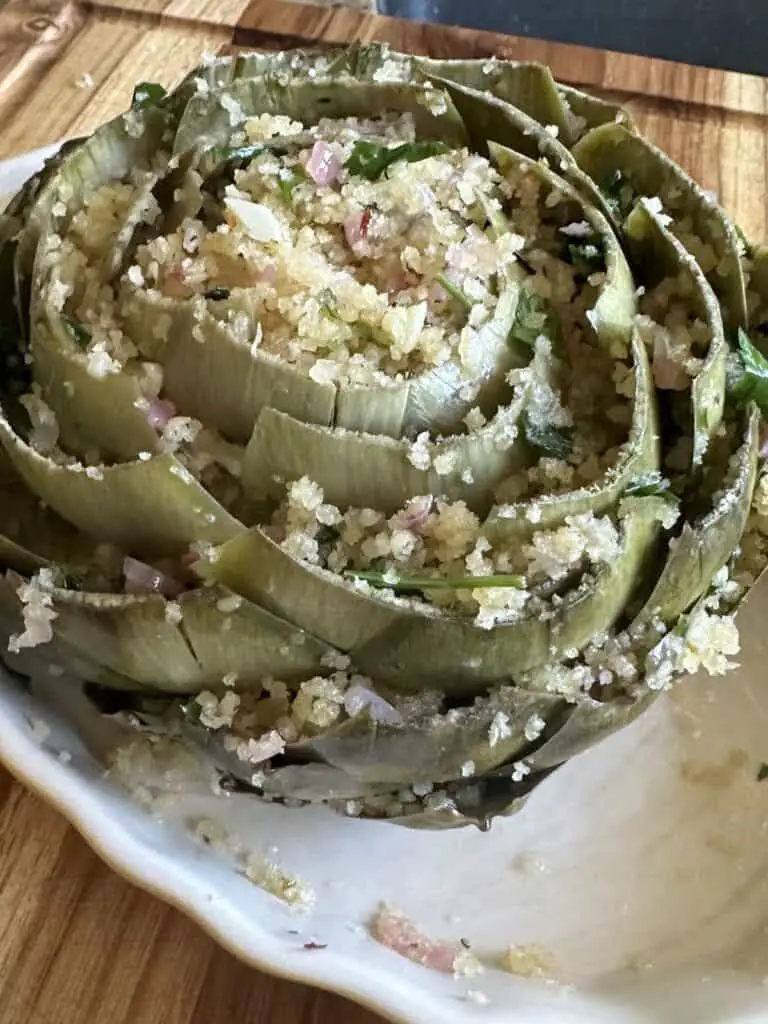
[1,1,767,1020]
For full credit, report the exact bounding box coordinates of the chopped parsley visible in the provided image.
[567,240,604,276]
[62,316,91,350]
[600,169,629,218]
[522,413,572,459]
[436,273,473,312]
[346,140,450,181]
[277,166,306,203]
[624,471,677,502]
[318,288,344,325]
[728,327,768,415]
[132,82,167,109]
[510,289,552,347]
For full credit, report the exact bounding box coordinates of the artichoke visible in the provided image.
[1,44,767,830]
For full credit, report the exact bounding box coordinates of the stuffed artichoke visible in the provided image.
[1,44,767,829]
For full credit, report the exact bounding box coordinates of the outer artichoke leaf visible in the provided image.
[486,330,659,538]
[0,415,243,555]
[573,122,748,332]
[489,140,637,355]
[173,79,469,157]
[200,527,405,651]
[0,573,144,691]
[0,451,93,574]
[525,689,656,770]
[746,243,768,341]
[174,586,339,687]
[624,198,727,467]
[121,291,336,441]
[288,687,562,787]
[30,310,160,461]
[636,406,759,625]
[416,58,575,143]
[432,77,610,217]
[242,400,530,515]
[354,496,663,692]
[557,83,634,136]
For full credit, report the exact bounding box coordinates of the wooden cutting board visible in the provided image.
[0,1,767,1021]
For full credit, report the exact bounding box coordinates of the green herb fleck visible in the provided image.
[346,140,450,182]
[203,286,230,301]
[522,413,572,459]
[758,762,768,782]
[277,166,307,203]
[729,327,768,414]
[624,471,677,502]
[436,273,473,312]
[510,289,551,348]
[567,241,604,276]
[62,316,91,350]
[345,569,525,592]
[132,82,167,109]
[318,287,344,325]
[180,699,202,725]
[600,169,631,218]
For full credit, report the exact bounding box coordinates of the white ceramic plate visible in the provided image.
[2,147,768,1024]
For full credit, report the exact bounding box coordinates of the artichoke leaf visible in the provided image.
[489,141,637,355]
[0,415,243,555]
[354,496,664,693]
[525,688,656,770]
[242,397,530,515]
[282,687,563,788]
[486,330,659,538]
[29,310,160,461]
[573,122,748,332]
[636,406,759,625]
[36,584,336,693]
[557,83,634,136]
[121,290,336,440]
[416,58,575,143]
[624,198,728,467]
[173,78,469,157]
[0,573,145,691]
[433,78,611,217]
[200,527,406,652]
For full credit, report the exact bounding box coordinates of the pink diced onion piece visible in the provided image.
[123,556,185,598]
[344,207,372,251]
[305,140,340,186]
[371,906,460,973]
[344,684,402,725]
[146,397,177,429]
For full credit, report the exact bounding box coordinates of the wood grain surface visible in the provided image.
[0,1,767,1020]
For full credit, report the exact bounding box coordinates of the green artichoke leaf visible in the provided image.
[624,197,728,468]
[241,395,530,516]
[525,688,656,770]
[278,687,563,789]
[430,76,610,218]
[0,451,93,575]
[0,414,243,555]
[353,496,664,693]
[20,106,174,333]
[205,497,662,693]
[30,583,336,693]
[486,330,659,538]
[489,140,637,355]
[636,406,759,625]
[200,527,406,652]
[746,244,768,341]
[416,57,575,143]
[0,572,146,691]
[173,78,469,157]
[28,310,160,461]
[556,83,635,137]
[573,122,748,332]
[120,290,336,441]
